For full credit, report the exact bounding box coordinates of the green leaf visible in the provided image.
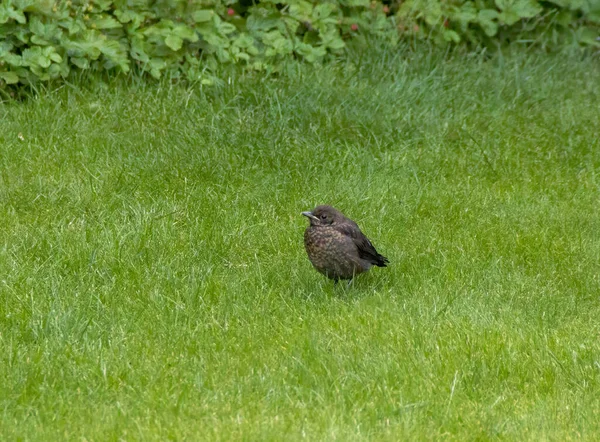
[576,26,600,46]
[148,58,166,79]
[165,34,183,51]
[90,16,121,30]
[31,36,51,45]
[1,4,27,24]
[495,0,543,25]
[172,25,198,42]
[453,3,478,25]
[217,21,237,35]
[21,0,54,15]
[232,33,254,49]
[246,8,280,32]
[498,10,521,25]
[479,9,500,20]
[478,9,499,36]
[114,9,141,24]
[295,42,326,63]
[47,62,66,78]
[21,47,43,67]
[443,29,461,43]
[37,55,51,68]
[289,1,314,21]
[555,10,573,27]
[71,57,90,69]
[192,10,213,23]
[64,30,103,59]
[341,0,369,6]
[0,71,19,84]
[59,17,86,35]
[99,40,129,71]
[422,2,444,25]
[314,3,337,20]
[261,30,293,56]
[49,52,62,63]
[233,51,250,61]
[29,16,46,35]
[130,36,149,63]
[518,0,543,18]
[320,28,345,50]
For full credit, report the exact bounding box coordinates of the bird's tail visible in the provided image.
[375,254,389,267]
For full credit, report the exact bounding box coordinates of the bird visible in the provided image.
[302,205,389,282]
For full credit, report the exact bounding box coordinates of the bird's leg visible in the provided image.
[346,279,354,288]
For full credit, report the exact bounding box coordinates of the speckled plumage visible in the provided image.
[302,205,388,281]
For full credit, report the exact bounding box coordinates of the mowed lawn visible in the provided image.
[1,48,600,440]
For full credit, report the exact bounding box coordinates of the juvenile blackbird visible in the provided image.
[302,205,389,282]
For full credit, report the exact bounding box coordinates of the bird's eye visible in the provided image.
[320,214,327,220]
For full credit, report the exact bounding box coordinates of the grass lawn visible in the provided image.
[1,47,600,440]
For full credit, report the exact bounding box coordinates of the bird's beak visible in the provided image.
[302,211,319,222]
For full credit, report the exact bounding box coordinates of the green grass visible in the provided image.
[1,47,600,440]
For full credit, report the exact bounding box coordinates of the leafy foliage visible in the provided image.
[0,0,598,90]
[396,0,600,48]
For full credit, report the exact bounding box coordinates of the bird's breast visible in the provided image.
[304,226,338,248]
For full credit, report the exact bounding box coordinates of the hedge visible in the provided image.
[0,0,598,89]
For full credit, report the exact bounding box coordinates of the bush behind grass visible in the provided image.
[1,47,600,439]
[0,0,599,92]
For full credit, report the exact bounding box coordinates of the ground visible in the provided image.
[1,47,599,440]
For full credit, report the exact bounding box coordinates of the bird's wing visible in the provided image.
[337,222,388,266]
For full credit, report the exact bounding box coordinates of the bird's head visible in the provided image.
[302,205,343,226]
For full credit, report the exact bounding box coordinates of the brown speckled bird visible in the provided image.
[302,205,389,282]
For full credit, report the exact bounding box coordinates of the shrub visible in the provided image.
[0,0,598,90]
[396,0,600,48]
